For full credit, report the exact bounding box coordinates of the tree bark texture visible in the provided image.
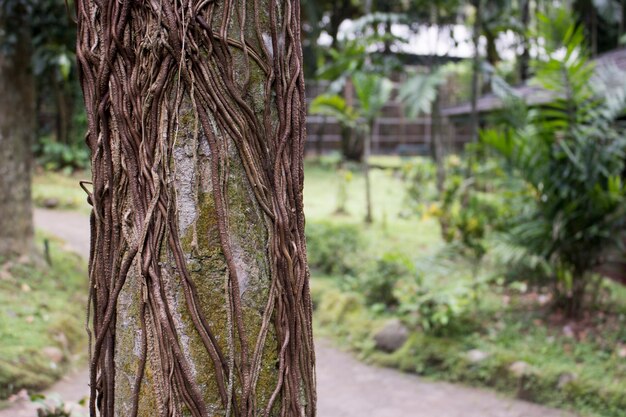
[0,10,35,258]
[75,1,316,416]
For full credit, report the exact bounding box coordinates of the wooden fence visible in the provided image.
[304,81,471,157]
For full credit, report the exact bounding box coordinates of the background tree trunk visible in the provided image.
[469,0,482,145]
[430,86,445,194]
[76,1,316,416]
[519,0,531,81]
[0,10,35,258]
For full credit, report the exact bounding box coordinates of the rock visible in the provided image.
[42,198,60,209]
[537,294,551,306]
[557,372,577,388]
[466,349,490,363]
[41,346,64,364]
[8,389,29,403]
[373,319,409,353]
[562,324,575,338]
[54,332,70,351]
[509,361,531,377]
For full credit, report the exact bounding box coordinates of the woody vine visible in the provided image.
[75,0,316,416]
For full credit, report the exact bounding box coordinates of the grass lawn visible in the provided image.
[303,158,443,256]
[32,169,91,214]
[0,233,87,403]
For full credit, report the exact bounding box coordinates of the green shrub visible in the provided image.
[344,252,417,309]
[402,157,437,208]
[482,11,626,316]
[306,221,363,275]
[34,136,90,172]
[394,276,478,335]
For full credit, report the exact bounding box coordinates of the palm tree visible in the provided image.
[311,72,393,223]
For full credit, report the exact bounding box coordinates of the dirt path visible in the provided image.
[0,209,577,417]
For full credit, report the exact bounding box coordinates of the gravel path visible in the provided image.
[0,209,578,417]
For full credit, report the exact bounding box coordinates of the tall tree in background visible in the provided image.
[76,0,316,415]
[0,1,35,258]
[469,0,482,143]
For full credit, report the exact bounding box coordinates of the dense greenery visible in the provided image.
[482,10,626,315]
[302,157,626,416]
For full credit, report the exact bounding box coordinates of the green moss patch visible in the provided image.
[0,234,87,401]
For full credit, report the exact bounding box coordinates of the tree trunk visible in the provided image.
[341,79,364,162]
[76,1,316,416]
[363,125,373,224]
[621,0,626,39]
[469,0,482,144]
[519,0,531,81]
[430,87,445,194]
[0,10,35,258]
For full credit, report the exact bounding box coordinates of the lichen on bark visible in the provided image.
[76,0,315,416]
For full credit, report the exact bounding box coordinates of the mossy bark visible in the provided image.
[0,10,35,258]
[113,96,279,416]
[77,1,315,416]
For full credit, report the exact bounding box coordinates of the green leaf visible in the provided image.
[309,94,358,128]
[399,69,446,119]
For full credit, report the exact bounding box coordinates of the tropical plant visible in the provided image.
[399,69,447,119]
[343,251,417,309]
[311,71,394,223]
[394,273,478,335]
[482,9,626,316]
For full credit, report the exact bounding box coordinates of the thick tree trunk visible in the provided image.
[0,11,35,258]
[76,1,316,416]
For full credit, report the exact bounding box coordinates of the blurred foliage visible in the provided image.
[34,136,90,173]
[399,68,447,119]
[312,268,626,417]
[0,234,87,400]
[402,157,438,206]
[305,221,364,275]
[342,251,417,309]
[394,276,479,335]
[482,9,626,315]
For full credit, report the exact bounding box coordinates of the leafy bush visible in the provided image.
[482,10,626,316]
[306,221,363,275]
[394,277,477,335]
[343,252,417,309]
[34,136,90,172]
[402,157,437,210]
